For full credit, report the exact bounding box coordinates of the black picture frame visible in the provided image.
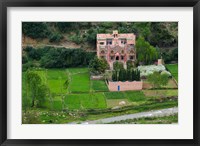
[0,0,199,145]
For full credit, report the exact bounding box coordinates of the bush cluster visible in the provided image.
[49,33,63,43]
[23,46,96,70]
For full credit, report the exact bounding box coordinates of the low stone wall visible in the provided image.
[90,75,104,80]
[107,81,143,91]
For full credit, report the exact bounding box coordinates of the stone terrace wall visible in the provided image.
[107,81,143,91]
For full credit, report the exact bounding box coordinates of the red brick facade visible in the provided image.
[97,30,136,69]
[107,81,143,91]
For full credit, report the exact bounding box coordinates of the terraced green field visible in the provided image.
[91,80,108,92]
[65,93,107,109]
[69,72,90,93]
[22,67,178,124]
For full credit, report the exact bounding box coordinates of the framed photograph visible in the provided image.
[0,0,199,145]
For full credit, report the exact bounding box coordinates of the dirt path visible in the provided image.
[70,107,178,124]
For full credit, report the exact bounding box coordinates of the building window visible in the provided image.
[110,56,114,60]
[121,50,124,54]
[121,56,124,60]
[116,56,119,60]
[106,39,112,45]
[121,39,127,44]
[110,50,114,54]
[130,50,134,54]
[130,56,134,60]
[101,50,105,54]
[100,42,104,45]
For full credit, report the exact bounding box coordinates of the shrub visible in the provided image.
[22,62,35,71]
[161,70,171,77]
[69,34,84,44]
[24,46,41,61]
[22,55,28,64]
[49,33,63,43]
[22,22,50,39]
[23,47,96,68]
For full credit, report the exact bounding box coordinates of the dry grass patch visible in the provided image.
[106,99,133,108]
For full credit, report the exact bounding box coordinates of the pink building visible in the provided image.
[97,30,136,69]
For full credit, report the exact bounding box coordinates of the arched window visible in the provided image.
[130,55,134,60]
[130,50,134,54]
[101,50,105,54]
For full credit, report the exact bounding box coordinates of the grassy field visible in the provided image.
[91,80,108,92]
[22,67,178,124]
[166,64,178,82]
[143,90,178,97]
[69,72,90,93]
[64,93,107,109]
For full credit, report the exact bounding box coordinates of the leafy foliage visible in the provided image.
[113,61,124,71]
[23,46,96,69]
[49,33,63,43]
[136,37,159,64]
[147,71,169,88]
[111,68,140,82]
[26,70,49,107]
[126,60,135,70]
[22,22,50,39]
[161,48,178,63]
[89,57,109,74]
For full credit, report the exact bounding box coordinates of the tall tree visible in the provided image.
[26,70,49,107]
[147,71,169,89]
[136,37,159,64]
[89,57,109,74]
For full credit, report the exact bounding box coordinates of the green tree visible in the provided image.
[112,70,118,81]
[126,69,132,81]
[26,70,49,107]
[126,60,134,70]
[135,69,141,81]
[89,57,109,74]
[49,33,63,43]
[22,22,50,39]
[147,71,169,89]
[131,22,151,40]
[113,61,124,71]
[118,69,127,81]
[136,37,159,64]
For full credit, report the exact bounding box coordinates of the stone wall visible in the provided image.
[107,81,143,91]
[90,75,104,80]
